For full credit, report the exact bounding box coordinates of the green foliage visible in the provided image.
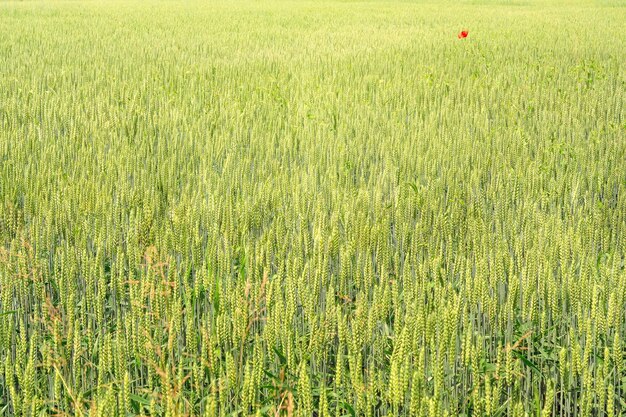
[0,0,625,416]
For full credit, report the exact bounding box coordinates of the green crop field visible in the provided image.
[0,0,625,416]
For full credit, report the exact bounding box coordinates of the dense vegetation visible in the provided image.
[1,1,625,416]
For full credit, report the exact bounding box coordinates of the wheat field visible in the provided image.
[0,0,625,416]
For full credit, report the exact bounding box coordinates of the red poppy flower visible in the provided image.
[458,30,468,39]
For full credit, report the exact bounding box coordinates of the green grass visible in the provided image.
[0,1,625,416]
